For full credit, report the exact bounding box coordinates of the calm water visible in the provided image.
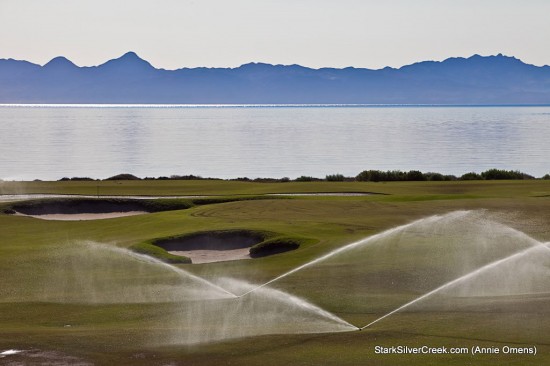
[0,105,549,180]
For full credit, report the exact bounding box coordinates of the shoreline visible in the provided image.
[1,167,548,183]
[3,103,550,108]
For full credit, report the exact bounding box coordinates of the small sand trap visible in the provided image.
[8,198,158,221]
[15,211,148,221]
[169,248,251,264]
[156,231,264,264]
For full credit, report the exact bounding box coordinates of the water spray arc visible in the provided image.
[165,277,358,345]
[358,241,550,330]
[237,212,468,298]
[42,241,239,303]
[113,245,239,298]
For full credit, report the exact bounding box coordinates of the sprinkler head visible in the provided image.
[357,328,362,331]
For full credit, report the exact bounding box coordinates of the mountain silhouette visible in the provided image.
[1,52,549,104]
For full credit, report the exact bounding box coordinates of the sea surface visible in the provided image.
[0,105,549,180]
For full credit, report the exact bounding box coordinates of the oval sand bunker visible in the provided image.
[11,199,151,221]
[155,231,265,264]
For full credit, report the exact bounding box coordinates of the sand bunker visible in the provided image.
[155,231,265,264]
[14,211,147,221]
[169,248,251,264]
[10,199,154,221]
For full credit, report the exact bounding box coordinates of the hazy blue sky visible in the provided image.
[1,0,549,69]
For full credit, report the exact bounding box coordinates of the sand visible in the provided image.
[169,248,251,264]
[14,211,148,221]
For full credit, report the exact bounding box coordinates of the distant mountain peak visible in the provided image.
[100,51,155,71]
[466,53,521,62]
[44,56,77,68]
[119,51,142,60]
[238,62,273,68]
[493,53,517,60]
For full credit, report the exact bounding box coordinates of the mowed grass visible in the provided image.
[0,180,549,365]
[2,178,550,197]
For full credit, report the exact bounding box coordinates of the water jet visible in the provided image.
[358,241,550,330]
[161,277,358,345]
[237,211,472,297]
[38,241,238,303]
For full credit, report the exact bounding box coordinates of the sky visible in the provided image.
[1,0,549,70]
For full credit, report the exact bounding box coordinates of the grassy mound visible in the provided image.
[249,237,311,258]
[130,242,191,264]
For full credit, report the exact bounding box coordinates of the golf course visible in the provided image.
[1,179,549,365]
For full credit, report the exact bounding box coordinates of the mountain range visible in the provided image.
[1,52,550,104]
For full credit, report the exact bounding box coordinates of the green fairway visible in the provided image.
[1,180,549,365]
